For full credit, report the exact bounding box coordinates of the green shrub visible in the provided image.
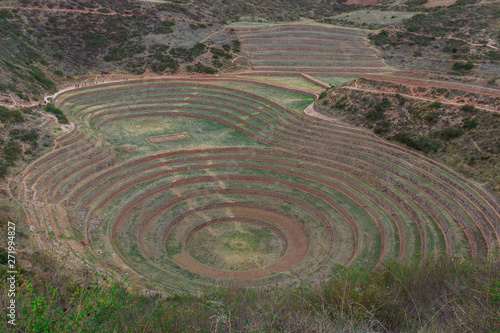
[45,103,69,124]
[424,111,440,123]
[153,20,175,34]
[366,98,391,121]
[463,119,478,129]
[461,104,477,112]
[103,41,146,62]
[0,247,7,264]
[0,163,7,178]
[0,9,13,20]
[169,42,206,62]
[10,128,39,142]
[203,66,216,74]
[431,126,463,140]
[487,51,500,60]
[210,47,232,59]
[28,66,56,91]
[429,101,442,109]
[452,61,474,71]
[151,52,179,73]
[3,140,22,166]
[369,30,398,46]
[393,132,438,153]
[443,39,470,54]
[211,59,223,68]
[0,107,25,123]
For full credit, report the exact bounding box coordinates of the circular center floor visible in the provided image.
[188,221,286,271]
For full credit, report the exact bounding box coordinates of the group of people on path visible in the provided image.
[75,80,105,88]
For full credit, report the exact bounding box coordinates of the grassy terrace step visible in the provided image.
[252,62,386,68]
[20,78,499,293]
[245,46,376,54]
[250,54,381,61]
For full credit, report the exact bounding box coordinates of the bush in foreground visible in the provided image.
[1,253,499,332]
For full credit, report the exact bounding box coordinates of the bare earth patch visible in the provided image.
[147,133,189,143]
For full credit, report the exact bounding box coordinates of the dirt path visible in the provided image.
[200,27,227,43]
[389,27,499,51]
[344,85,499,112]
[0,5,213,24]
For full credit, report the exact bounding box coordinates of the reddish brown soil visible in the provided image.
[148,133,189,143]
[345,0,379,5]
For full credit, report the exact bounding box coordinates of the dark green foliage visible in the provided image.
[103,41,146,62]
[369,30,397,46]
[452,61,474,71]
[461,104,477,112]
[81,32,107,48]
[212,59,223,68]
[487,50,500,60]
[366,98,391,121]
[443,39,470,54]
[203,66,216,74]
[151,52,179,73]
[0,164,7,178]
[0,247,7,264]
[453,0,478,5]
[393,132,438,153]
[406,0,427,8]
[431,126,463,140]
[189,23,206,29]
[2,140,22,166]
[232,39,241,52]
[210,47,232,59]
[374,120,392,134]
[4,254,499,332]
[424,111,440,123]
[153,20,175,34]
[53,70,64,77]
[429,101,442,109]
[408,34,433,47]
[45,103,69,124]
[28,66,56,92]
[318,90,328,99]
[0,107,25,123]
[463,119,478,129]
[126,58,146,75]
[187,62,216,74]
[10,128,39,142]
[169,42,206,62]
[0,9,13,21]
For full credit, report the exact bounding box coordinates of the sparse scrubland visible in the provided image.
[1,250,499,332]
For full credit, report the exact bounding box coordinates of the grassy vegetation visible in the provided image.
[317,83,500,193]
[1,253,499,332]
[45,103,69,124]
[13,80,499,332]
[0,105,54,178]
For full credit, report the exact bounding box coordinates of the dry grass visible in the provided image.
[2,253,499,332]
